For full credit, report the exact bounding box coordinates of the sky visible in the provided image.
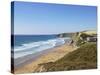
[12,1,97,35]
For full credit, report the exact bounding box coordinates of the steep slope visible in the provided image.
[40,42,97,72]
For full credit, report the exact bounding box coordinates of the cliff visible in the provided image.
[34,30,97,72]
[57,30,97,46]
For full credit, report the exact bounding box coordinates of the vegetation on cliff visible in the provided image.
[41,42,97,71]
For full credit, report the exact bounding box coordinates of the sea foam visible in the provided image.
[13,38,69,59]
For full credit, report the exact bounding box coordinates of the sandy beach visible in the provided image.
[14,43,77,74]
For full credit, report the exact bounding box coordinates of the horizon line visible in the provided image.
[12,29,97,35]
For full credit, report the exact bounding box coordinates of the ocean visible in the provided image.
[11,35,70,59]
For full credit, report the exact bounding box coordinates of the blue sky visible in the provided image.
[13,1,97,35]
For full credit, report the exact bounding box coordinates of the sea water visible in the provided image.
[11,35,70,59]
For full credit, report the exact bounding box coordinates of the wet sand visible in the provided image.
[14,43,77,74]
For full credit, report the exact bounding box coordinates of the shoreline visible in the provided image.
[14,42,77,74]
[14,38,71,69]
[14,43,66,69]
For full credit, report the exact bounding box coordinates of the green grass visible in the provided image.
[41,42,97,71]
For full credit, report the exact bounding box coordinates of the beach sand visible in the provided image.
[14,43,77,74]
